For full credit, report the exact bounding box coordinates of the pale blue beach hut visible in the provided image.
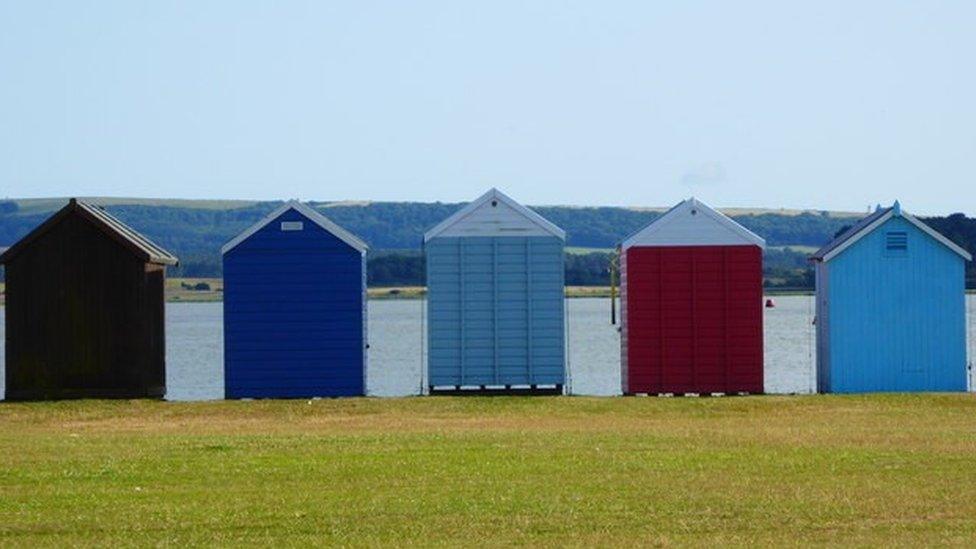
[810,201,971,393]
[424,189,566,393]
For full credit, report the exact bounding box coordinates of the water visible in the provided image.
[1,296,974,399]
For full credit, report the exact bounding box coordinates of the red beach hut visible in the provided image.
[620,198,765,395]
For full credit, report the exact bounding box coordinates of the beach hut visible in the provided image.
[0,199,178,400]
[620,198,765,395]
[424,188,566,393]
[222,201,368,398]
[810,201,970,393]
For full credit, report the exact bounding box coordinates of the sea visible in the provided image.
[1,296,973,399]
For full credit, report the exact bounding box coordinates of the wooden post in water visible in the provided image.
[610,251,618,325]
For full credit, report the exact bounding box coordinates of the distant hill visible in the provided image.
[1,197,973,287]
[7,196,865,217]
[7,197,257,214]
[1,196,863,250]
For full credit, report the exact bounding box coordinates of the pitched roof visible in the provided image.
[0,198,178,265]
[810,201,971,262]
[620,197,765,249]
[423,188,566,242]
[221,200,368,255]
[809,206,891,261]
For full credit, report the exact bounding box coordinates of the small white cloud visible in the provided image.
[681,162,727,186]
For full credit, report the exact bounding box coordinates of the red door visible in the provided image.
[625,245,763,394]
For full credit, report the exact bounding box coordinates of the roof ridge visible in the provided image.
[76,200,178,264]
[221,200,368,255]
[423,188,566,242]
[0,198,178,266]
[811,202,971,262]
[620,197,765,249]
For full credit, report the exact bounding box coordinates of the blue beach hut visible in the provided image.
[222,201,368,398]
[424,188,567,393]
[810,201,971,393]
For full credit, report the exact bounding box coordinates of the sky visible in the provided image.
[1,1,974,214]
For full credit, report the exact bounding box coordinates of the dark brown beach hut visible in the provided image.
[0,199,178,400]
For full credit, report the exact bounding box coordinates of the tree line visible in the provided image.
[0,199,854,254]
[2,199,975,288]
[364,248,817,289]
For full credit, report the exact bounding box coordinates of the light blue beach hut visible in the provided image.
[222,201,369,398]
[424,188,566,393]
[810,201,971,393]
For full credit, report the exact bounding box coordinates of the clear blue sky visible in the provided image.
[1,1,974,214]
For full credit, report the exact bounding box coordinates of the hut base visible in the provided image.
[624,391,756,397]
[428,384,563,396]
[3,385,166,401]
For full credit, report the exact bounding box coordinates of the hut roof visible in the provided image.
[621,197,765,249]
[810,201,971,263]
[423,188,565,242]
[0,198,178,265]
[221,200,368,255]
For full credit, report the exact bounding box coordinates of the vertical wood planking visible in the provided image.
[723,247,730,391]
[821,215,967,392]
[459,238,466,384]
[3,208,169,400]
[658,249,665,391]
[426,235,565,388]
[526,238,533,383]
[691,250,697,390]
[624,245,763,394]
[492,238,499,385]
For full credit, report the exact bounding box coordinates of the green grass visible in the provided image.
[1,395,975,546]
[166,278,223,303]
[565,246,614,255]
[368,286,426,299]
[769,244,819,254]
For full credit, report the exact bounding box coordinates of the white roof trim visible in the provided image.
[221,200,368,255]
[905,211,972,261]
[621,197,766,249]
[423,188,566,242]
[820,208,971,262]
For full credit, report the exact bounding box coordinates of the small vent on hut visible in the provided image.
[885,231,908,255]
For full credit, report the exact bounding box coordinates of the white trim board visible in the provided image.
[221,200,368,255]
[621,197,765,249]
[423,188,566,242]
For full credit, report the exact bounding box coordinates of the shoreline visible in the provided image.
[3,279,973,305]
[166,283,820,303]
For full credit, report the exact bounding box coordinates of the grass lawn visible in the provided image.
[565,246,614,255]
[1,395,975,546]
[166,278,223,303]
[768,244,820,254]
[368,286,426,299]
